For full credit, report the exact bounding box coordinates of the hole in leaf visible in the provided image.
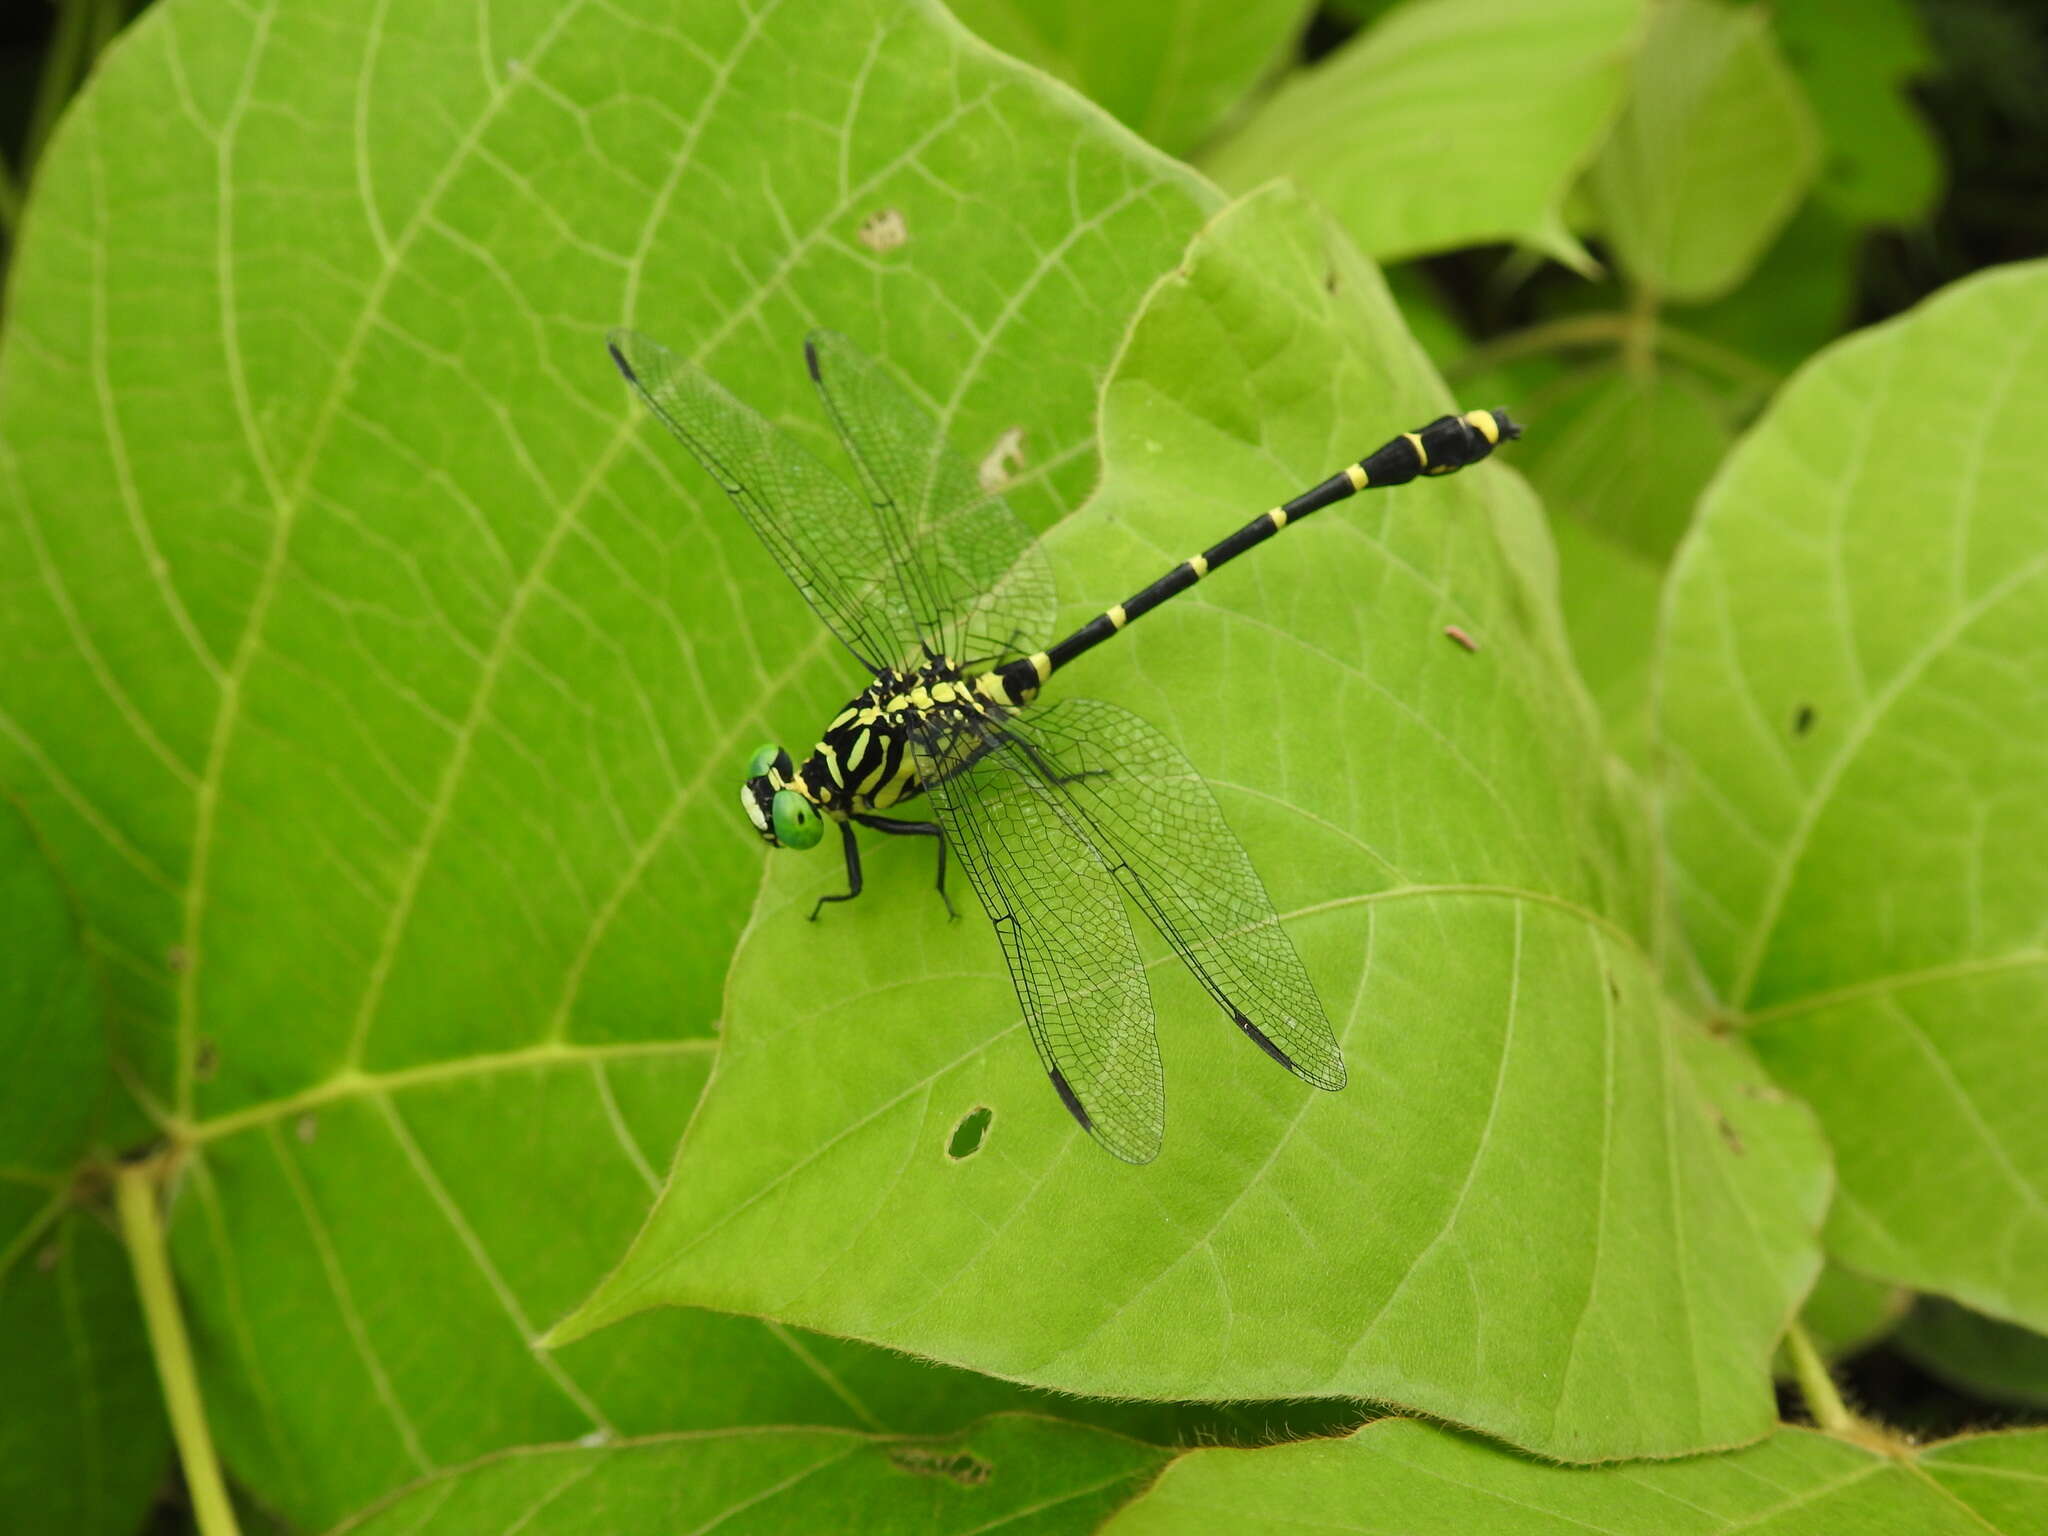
[296,1114,319,1144]
[947,1106,993,1160]
[977,427,1027,492]
[889,1445,991,1485]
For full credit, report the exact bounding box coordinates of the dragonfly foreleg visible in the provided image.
[852,813,957,920]
[810,820,865,921]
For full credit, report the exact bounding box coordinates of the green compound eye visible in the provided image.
[770,788,823,849]
[746,743,781,778]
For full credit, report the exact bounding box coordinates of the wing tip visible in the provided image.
[1234,1011,1346,1092]
[1046,1064,1092,1132]
[606,335,639,385]
[1046,1065,1159,1165]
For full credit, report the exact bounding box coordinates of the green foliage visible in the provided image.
[1586,0,1821,302]
[1099,1418,2048,1533]
[1660,263,2048,1336]
[1202,0,1642,263]
[563,185,1829,1465]
[0,802,168,1535]
[947,0,1315,156]
[1899,1298,2048,1410]
[1,0,2044,1530]
[337,1415,1170,1536]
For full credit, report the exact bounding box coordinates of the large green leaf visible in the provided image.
[0,0,1219,1526]
[1202,0,1641,263]
[561,185,1828,1463]
[1588,0,1821,302]
[333,1414,1170,1536]
[946,0,1314,158]
[1097,1417,2048,1533]
[1658,261,2048,1331]
[0,800,168,1534]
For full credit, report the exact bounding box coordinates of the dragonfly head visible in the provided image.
[741,743,823,850]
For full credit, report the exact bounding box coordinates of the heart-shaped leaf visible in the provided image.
[1658,260,2048,1332]
[0,0,1219,1525]
[562,184,1829,1464]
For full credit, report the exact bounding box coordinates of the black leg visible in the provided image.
[810,820,864,921]
[852,814,958,920]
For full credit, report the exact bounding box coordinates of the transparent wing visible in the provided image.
[1009,699,1346,1092]
[804,330,1055,666]
[909,714,1164,1164]
[608,329,916,671]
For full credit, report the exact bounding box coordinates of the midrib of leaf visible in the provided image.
[1743,951,2048,1026]
[173,1037,715,1145]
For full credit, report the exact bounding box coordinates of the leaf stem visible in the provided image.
[116,1160,242,1536]
[1447,310,1780,400]
[1783,1320,1854,1435]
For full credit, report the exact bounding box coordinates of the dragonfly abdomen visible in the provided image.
[989,407,1519,705]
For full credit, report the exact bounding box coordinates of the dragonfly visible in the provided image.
[611,329,1519,1163]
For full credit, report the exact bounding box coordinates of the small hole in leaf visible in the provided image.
[296,1114,319,1144]
[947,1106,993,1160]
[889,1445,992,1485]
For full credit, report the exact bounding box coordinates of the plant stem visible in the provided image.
[1446,310,1780,401]
[116,1160,242,1536]
[1783,1320,1854,1435]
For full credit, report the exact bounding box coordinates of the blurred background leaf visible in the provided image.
[947,0,1315,157]
[1202,0,1642,264]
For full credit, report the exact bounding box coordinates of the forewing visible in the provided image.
[909,715,1164,1164]
[804,330,1055,665]
[609,329,915,670]
[1010,699,1346,1091]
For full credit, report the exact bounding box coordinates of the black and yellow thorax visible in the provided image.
[787,657,1021,817]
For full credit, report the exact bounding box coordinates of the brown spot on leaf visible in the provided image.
[858,208,909,253]
[889,1446,992,1485]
